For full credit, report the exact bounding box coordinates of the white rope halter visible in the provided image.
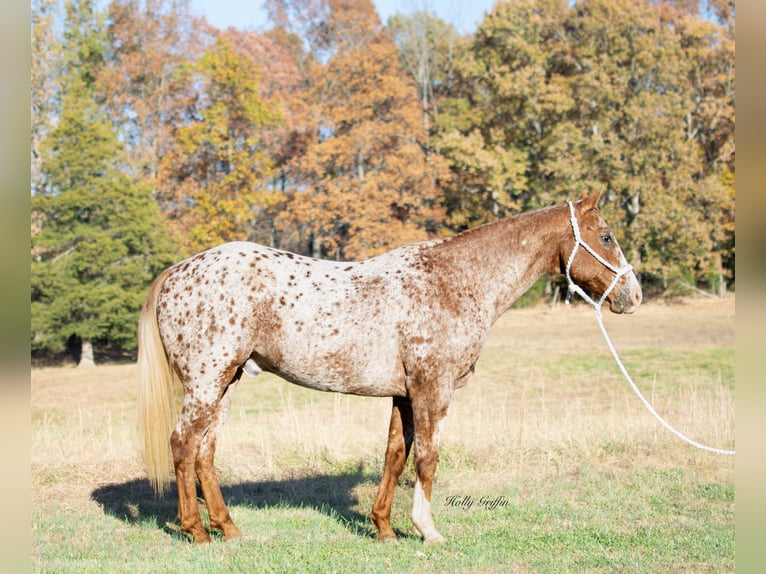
[564,201,634,310]
[564,201,734,456]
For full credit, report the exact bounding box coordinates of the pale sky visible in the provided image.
[190,0,499,35]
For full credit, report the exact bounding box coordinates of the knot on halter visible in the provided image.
[564,201,633,314]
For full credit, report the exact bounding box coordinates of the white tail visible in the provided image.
[137,269,177,496]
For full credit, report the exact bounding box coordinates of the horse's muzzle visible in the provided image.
[608,275,642,314]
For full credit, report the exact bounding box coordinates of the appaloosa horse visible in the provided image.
[137,192,641,544]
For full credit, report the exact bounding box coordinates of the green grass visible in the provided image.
[32,297,735,572]
[541,348,733,383]
[32,465,734,573]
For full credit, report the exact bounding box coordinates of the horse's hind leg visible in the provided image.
[171,393,215,543]
[371,397,414,541]
[195,377,241,541]
[171,367,241,543]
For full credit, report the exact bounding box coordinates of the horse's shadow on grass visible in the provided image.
[91,466,415,542]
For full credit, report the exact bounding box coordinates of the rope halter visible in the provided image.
[564,201,634,315]
[563,201,734,456]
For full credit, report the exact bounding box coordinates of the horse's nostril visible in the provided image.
[633,289,642,306]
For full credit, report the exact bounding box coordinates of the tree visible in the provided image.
[99,0,206,185]
[31,0,61,193]
[433,0,570,228]
[272,0,447,259]
[218,26,314,248]
[266,0,382,60]
[31,0,178,364]
[669,1,734,294]
[560,0,731,291]
[157,37,282,254]
[388,10,461,132]
[433,0,734,293]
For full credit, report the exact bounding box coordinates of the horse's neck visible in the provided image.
[429,205,567,322]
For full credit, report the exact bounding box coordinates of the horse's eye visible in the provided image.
[601,234,612,245]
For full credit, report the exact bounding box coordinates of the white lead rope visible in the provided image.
[565,202,735,456]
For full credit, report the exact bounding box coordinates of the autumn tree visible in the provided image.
[29,0,737,337]
[676,0,735,293]
[434,0,734,293]
[560,0,732,292]
[271,0,447,260]
[157,37,282,254]
[31,0,61,193]
[266,0,381,60]
[99,0,206,185]
[433,0,570,228]
[31,0,177,364]
[218,26,314,248]
[388,10,461,132]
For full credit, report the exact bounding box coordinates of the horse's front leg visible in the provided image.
[371,396,414,541]
[410,387,453,545]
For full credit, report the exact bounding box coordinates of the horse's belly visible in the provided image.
[286,372,407,397]
[253,345,407,398]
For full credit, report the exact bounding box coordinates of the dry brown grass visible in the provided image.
[31,295,735,510]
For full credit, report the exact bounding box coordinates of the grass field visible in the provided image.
[31,296,735,572]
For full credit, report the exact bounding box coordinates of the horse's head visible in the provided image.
[562,192,642,314]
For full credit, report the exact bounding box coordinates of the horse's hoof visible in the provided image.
[423,533,446,546]
[223,528,242,542]
[192,532,212,544]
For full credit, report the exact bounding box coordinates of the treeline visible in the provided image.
[31,0,735,361]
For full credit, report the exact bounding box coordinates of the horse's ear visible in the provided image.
[579,190,602,212]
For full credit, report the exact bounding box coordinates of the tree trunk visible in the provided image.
[78,337,96,368]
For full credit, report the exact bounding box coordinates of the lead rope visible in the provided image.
[565,202,735,456]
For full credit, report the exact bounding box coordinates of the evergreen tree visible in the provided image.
[31,0,177,364]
